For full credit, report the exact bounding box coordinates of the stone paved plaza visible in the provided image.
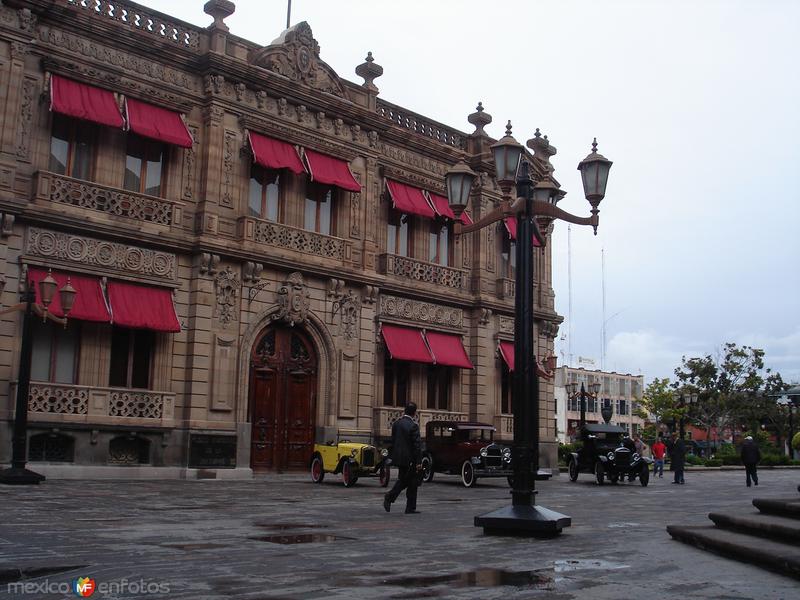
[1,469,798,599]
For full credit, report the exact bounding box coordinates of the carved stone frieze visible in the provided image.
[273,272,310,326]
[249,21,348,99]
[380,254,466,290]
[381,143,448,178]
[499,316,514,335]
[243,261,263,283]
[16,77,35,160]
[182,126,198,199]
[221,130,237,208]
[378,294,462,329]
[26,227,177,281]
[334,289,361,342]
[381,165,446,198]
[238,114,359,162]
[539,319,560,340]
[214,266,240,329]
[204,74,224,94]
[243,217,349,261]
[10,41,28,61]
[198,253,220,275]
[362,285,378,305]
[18,8,37,33]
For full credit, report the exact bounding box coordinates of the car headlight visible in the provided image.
[380,448,388,457]
[607,452,615,460]
[632,453,640,461]
[350,449,358,458]
[502,447,511,457]
[480,448,488,457]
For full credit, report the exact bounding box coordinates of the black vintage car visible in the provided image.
[568,423,652,486]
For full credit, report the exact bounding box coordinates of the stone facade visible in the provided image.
[0,0,563,477]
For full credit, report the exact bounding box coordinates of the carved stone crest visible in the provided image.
[214,267,240,328]
[333,289,361,342]
[273,272,310,326]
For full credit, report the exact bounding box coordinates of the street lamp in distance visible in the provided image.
[0,269,77,485]
[677,392,698,441]
[566,381,602,434]
[445,123,612,536]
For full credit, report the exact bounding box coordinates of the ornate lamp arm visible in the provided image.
[455,198,599,237]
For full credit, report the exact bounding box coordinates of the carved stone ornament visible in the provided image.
[214,266,240,328]
[498,316,514,335]
[248,22,348,99]
[378,294,462,329]
[334,289,361,342]
[199,253,220,276]
[273,272,310,326]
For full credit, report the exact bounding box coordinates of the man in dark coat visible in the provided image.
[741,435,761,487]
[669,433,687,484]
[383,402,422,514]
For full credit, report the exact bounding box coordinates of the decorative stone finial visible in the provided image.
[467,102,492,136]
[355,51,383,93]
[204,0,235,32]
[591,137,598,153]
[527,128,557,167]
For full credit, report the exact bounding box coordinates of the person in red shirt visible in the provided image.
[651,436,667,478]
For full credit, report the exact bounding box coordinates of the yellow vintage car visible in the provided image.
[310,432,390,487]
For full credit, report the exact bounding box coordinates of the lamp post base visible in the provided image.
[474,504,571,537]
[0,466,45,485]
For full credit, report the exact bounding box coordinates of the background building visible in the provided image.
[555,366,645,443]
[0,0,563,478]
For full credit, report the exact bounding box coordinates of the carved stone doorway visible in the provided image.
[249,326,318,471]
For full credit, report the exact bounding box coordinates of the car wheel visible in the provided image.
[461,461,477,487]
[568,459,579,482]
[640,465,650,487]
[595,461,605,486]
[310,455,325,484]
[421,455,434,483]
[342,461,357,487]
[379,464,391,487]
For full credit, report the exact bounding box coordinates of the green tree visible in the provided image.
[635,377,676,438]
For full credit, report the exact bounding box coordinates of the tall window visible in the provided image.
[124,135,165,196]
[618,399,629,415]
[426,365,450,410]
[304,182,334,235]
[500,229,516,278]
[109,327,154,389]
[501,364,512,414]
[249,166,281,221]
[383,355,409,407]
[387,209,409,256]
[49,115,94,180]
[30,320,80,384]
[428,221,451,266]
[587,396,598,413]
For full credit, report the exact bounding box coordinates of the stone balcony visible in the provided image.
[34,171,185,232]
[497,277,515,299]
[378,254,468,290]
[494,414,514,440]
[373,406,468,439]
[17,382,176,428]
[238,216,355,263]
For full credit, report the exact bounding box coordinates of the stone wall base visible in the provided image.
[0,464,254,480]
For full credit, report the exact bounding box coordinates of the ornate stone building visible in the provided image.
[0,0,563,477]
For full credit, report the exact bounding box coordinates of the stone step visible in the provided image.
[752,497,800,519]
[709,512,800,543]
[667,525,800,579]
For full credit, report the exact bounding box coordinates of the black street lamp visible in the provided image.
[565,381,601,432]
[0,270,77,485]
[445,124,612,536]
[775,386,800,460]
[677,392,698,440]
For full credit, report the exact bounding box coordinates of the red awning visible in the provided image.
[503,217,541,247]
[428,192,473,226]
[304,150,361,192]
[248,132,305,174]
[125,98,193,148]
[425,331,474,369]
[381,324,434,364]
[460,210,474,226]
[499,341,515,372]
[107,281,180,332]
[28,268,110,322]
[50,75,124,129]
[386,180,435,219]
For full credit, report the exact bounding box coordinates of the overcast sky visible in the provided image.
[138,0,800,385]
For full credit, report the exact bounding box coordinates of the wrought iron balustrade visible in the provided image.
[379,254,467,290]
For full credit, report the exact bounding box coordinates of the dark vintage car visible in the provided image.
[420,421,513,487]
[568,423,652,486]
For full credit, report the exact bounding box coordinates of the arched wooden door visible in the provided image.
[249,326,318,471]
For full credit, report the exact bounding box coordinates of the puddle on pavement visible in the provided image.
[161,542,230,551]
[431,498,464,502]
[553,559,630,572]
[254,522,328,530]
[380,568,554,589]
[250,533,354,544]
[0,565,87,584]
[607,522,641,528]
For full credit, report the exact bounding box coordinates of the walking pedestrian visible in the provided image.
[741,435,761,487]
[383,402,422,514]
[651,436,667,478]
[670,433,687,484]
[633,434,645,456]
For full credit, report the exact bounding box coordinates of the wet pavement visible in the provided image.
[1,469,799,599]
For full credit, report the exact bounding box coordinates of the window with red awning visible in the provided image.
[27,268,110,322]
[248,132,306,174]
[124,98,193,148]
[304,150,361,192]
[50,75,124,129]
[107,281,181,332]
[499,341,515,372]
[386,179,435,219]
[428,192,473,226]
[425,331,474,369]
[381,324,434,364]
[504,216,541,247]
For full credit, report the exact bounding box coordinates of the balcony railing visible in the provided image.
[494,414,514,439]
[378,254,467,290]
[373,407,468,439]
[20,382,175,426]
[34,172,184,231]
[497,277,515,299]
[238,217,353,263]
[376,99,465,149]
